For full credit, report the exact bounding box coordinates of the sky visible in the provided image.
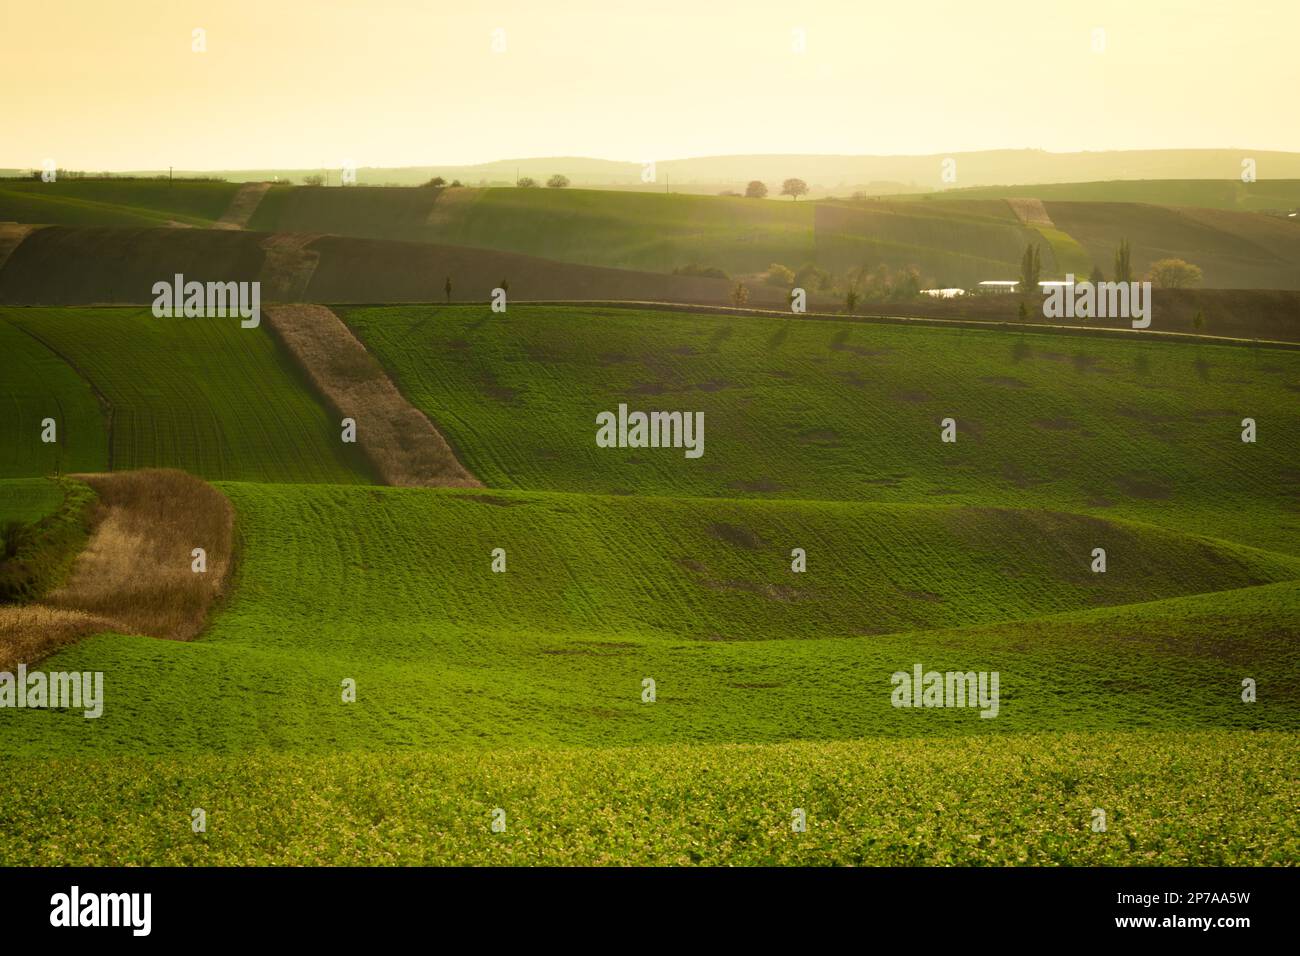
[3,0,1297,171]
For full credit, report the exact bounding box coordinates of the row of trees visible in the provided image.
[419,174,571,188]
[1018,239,1203,290]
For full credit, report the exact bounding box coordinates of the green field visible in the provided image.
[3,732,1294,865]
[0,302,1295,865]
[342,305,1300,556]
[0,307,372,483]
[4,180,1296,290]
[0,179,238,227]
[5,480,1296,760]
[900,179,1300,213]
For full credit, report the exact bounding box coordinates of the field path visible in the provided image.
[264,304,481,488]
[259,233,322,300]
[215,182,272,229]
[1006,197,1055,228]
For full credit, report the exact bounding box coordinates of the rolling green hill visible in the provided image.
[4,481,1296,761]
[0,307,372,483]
[0,179,239,227]
[3,181,1296,289]
[0,300,1296,865]
[343,304,1300,556]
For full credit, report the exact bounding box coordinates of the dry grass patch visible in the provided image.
[265,304,481,488]
[0,469,234,668]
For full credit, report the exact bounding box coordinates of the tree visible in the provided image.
[450,179,463,187]
[1019,243,1042,291]
[546,174,570,188]
[303,174,325,187]
[1089,264,1105,283]
[1114,239,1132,283]
[1146,258,1203,289]
[845,288,859,314]
[1017,301,1029,322]
[781,178,809,201]
[764,263,795,287]
[730,282,749,307]
[794,263,831,292]
[425,176,447,187]
[517,177,538,188]
[745,180,768,199]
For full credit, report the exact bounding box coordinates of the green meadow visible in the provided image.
[0,302,1295,864]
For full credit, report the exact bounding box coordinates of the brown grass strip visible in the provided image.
[265,304,482,488]
[0,469,234,669]
[1006,197,1055,228]
[259,233,323,300]
[215,182,271,229]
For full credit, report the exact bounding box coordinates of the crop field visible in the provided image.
[6,181,1295,291]
[0,179,239,227]
[2,481,1296,762]
[0,308,372,483]
[0,297,1296,866]
[0,317,107,477]
[342,305,1300,555]
[2,732,1295,866]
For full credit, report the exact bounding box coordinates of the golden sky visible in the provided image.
[3,0,1296,170]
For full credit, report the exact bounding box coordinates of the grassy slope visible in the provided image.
[0,308,373,483]
[249,186,817,276]
[342,305,1300,556]
[896,180,1300,212]
[4,482,1296,759]
[4,181,1293,289]
[0,180,238,227]
[0,318,108,477]
[814,200,1040,285]
[1,301,1295,864]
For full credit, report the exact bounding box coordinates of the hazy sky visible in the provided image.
[4,0,1296,170]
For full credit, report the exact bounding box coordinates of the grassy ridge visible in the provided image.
[1,732,1293,865]
[342,305,1300,555]
[5,483,1294,758]
[0,308,373,483]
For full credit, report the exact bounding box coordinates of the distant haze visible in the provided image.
[4,0,1297,171]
